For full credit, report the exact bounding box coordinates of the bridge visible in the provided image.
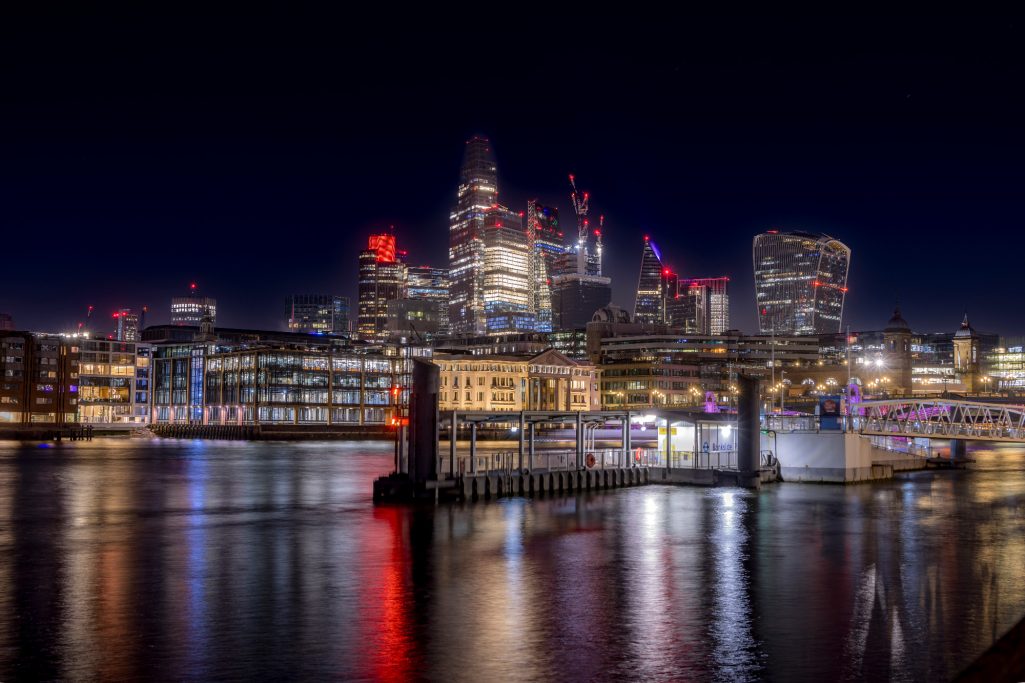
[858,399,1025,443]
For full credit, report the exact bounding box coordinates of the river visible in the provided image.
[1,439,1023,681]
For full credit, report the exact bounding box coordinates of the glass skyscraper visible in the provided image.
[358,233,407,341]
[527,200,565,333]
[483,206,535,334]
[633,236,664,325]
[753,230,851,334]
[449,136,498,336]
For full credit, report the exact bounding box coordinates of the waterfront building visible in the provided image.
[358,233,407,342]
[114,308,141,342]
[171,284,217,326]
[527,200,565,333]
[449,136,498,336]
[77,338,151,424]
[0,331,80,424]
[633,236,664,325]
[0,313,13,331]
[483,206,534,334]
[286,294,351,335]
[987,340,1025,393]
[434,332,550,357]
[753,230,850,334]
[145,324,412,426]
[435,348,599,412]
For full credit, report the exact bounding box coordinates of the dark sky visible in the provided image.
[2,12,1023,337]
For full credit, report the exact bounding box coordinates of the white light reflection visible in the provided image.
[710,489,759,679]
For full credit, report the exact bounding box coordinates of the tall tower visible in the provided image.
[882,306,913,395]
[634,236,664,325]
[527,200,565,333]
[171,284,217,326]
[449,136,498,336]
[753,230,851,334]
[953,312,980,392]
[358,233,407,342]
[482,206,534,334]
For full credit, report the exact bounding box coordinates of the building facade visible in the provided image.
[634,236,664,325]
[77,338,151,424]
[286,294,351,335]
[753,230,851,334]
[0,332,80,424]
[114,308,141,342]
[550,274,612,331]
[435,348,599,412]
[527,200,565,333]
[449,136,498,336]
[482,206,534,334]
[358,234,407,342]
[0,313,15,331]
[171,284,217,326]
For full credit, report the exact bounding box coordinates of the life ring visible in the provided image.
[586,453,596,468]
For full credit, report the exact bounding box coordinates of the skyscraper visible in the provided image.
[449,136,498,336]
[551,273,612,330]
[358,233,407,341]
[483,206,535,334]
[753,231,851,334]
[527,200,565,333]
[678,277,730,334]
[114,308,140,341]
[390,265,450,338]
[634,236,664,325]
[171,284,217,326]
[285,295,350,334]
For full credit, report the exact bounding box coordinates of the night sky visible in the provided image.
[3,13,1023,337]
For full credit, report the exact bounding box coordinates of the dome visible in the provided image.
[954,312,975,339]
[592,305,631,324]
[884,306,910,333]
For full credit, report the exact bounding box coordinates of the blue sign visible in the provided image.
[820,395,842,430]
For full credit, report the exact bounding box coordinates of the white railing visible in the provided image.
[859,399,1025,442]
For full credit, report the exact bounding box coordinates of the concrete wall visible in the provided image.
[766,431,919,483]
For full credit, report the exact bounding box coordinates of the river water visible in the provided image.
[1,439,1024,681]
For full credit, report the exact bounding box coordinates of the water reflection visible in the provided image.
[0,439,1023,680]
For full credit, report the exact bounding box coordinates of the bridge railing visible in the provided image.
[438,448,649,477]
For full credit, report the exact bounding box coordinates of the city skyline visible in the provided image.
[3,15,1024,336]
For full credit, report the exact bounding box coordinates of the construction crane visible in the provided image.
[568,174,589,247]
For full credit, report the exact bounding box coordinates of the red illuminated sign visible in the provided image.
[369,234,396,263]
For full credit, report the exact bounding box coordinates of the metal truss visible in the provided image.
[858,399,1025,442]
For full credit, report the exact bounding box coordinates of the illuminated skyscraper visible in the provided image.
[753,231,850,334]
[171,284,216,326]
[633,236,664,325]
[388,265,449,338]
[678,277,730,334]
[483,206,535,334]
[527,200,566,333]
[114,308,140,341]
[358,233,407,341]
[449,136,498,336]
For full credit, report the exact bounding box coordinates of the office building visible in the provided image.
[171,284,217,326]
[449,136,498,336]
[404,265,450,336]
[677,277,730,335]
[753,230,851,334]
[551,274,612,331]
[633,236,664,325]
[0,332,80,424]
[358,233,407,342]
[483,206,534,334]
[114,308,141,342]
[286,294,351,335]
[527,200,566,332]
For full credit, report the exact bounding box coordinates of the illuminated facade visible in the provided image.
[483,206,535,334]
[286,295,350,335]
[435,349,599,412]
[677,277,730,335]
[388,265,450,338]
[114,309,141,342]
[171,285,216,326]
[77,339,151,424]
[0,332,80,424]
[527,200,565,333]
[357,234,407,342]
[449,136,498,336]
[633,236,663,325]
[753,230,850,334]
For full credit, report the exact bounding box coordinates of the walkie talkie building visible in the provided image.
[753,230,851,334]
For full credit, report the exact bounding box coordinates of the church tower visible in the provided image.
[952,312,979,392]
